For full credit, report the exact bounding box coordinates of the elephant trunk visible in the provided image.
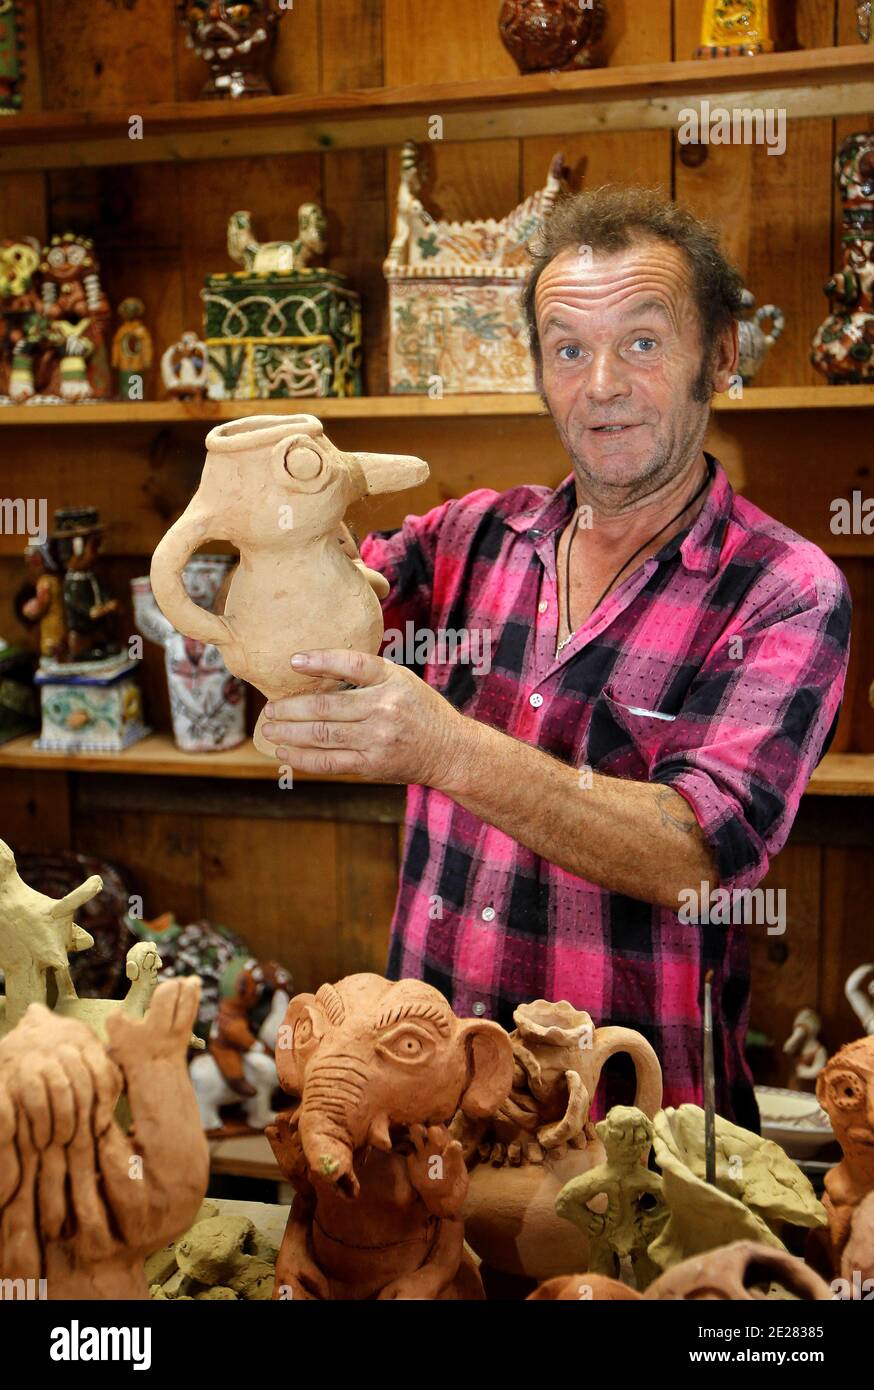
[298,1059,371,1199]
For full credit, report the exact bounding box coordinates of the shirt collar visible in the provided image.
[505,453,732,581]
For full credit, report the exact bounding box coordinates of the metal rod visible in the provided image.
[704,969,716,1186]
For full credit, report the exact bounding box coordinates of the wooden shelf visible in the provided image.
[208,1133,282,1182]
[2,48,873,172]
[0,731,871,795]
[0,385,872,427]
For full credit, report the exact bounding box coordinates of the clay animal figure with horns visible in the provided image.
[149,415,429,755]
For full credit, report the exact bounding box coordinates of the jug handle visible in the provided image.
[150,515,230,648]
[589,1026,663,1123]
[754,304,785,345]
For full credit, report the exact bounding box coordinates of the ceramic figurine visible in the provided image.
[783,1007,828,1087]
[0,837,98,1032]
[189,956,292,1134]
[812,133,874,383]
[385,143,566,394]
[203,206,361,399]
[125,910,251,1042]
[0,0,23,115]
[0,636,38,742]
[858,2,872,43]
[111,297,153,401]
[648,1104,827,1271]
[0,235,42,400]
[21,542,66,661]
[736,288,784,383]
[695,1,774,58]
[38,233,112,400]
[643,1241,833,1300]
[178,0,283,100]
[151,1209,276,1300]
[161,329,209,399]
[498,0,607,73]
[265,973,514,1300]
[131,556,246,753]
[149,414,428,757]
[816,1037,874,1266]
[453,999,662,1282]
[51,507,119,663]
[0,978,209,1298]
[555,1106,667,1288]
[527,1272,643,1300]
[846,963,874,1035]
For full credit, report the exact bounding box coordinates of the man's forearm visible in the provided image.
[437,715,717,910]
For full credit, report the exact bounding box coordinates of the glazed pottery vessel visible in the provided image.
[811,132,874,383]
[736,288,784,382]
[178,0,283,100]
[149,415,428,756]
[132,555,246,753]
[696,0,774,57]
[498,0,606,73]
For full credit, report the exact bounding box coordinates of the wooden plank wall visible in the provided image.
[0,0,872,1074]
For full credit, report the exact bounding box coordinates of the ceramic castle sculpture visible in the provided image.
[203,206,361,399]
[811,132,874,383]
[783,1007,828,1086]
[384,142,566,394]
[846,963,874,1034]
[453,999,662,1282]
[498,0,607,73]
[265,973,514,1300]
[149,415,429,757]
[132,555,246,753]
[178,0,283,100]
[0,837,99,1031]
[736,289,784,383]
[555,1105,666,1288]
[816,1037,874,1267]
[648,1104,826,1271]
[190,956,292,1133]
[0,978,209,1298]
[695,1,774,57]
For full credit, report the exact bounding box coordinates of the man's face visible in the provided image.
[535,239,735,501]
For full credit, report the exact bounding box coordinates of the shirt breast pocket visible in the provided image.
[586,686,677,777]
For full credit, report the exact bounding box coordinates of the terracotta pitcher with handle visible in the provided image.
[451,999,663,1282]
[149,415,429,755]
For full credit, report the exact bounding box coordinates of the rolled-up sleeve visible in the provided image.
[650,571,851,892]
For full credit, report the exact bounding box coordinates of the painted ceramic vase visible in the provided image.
[498,0,607,72]
[696,1,774,58]
[736,289,784,383]
[811,132,874,384]
[132,555,246,753]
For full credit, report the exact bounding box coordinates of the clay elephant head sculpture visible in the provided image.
[149,415,429,755]
[266,974,514,1300]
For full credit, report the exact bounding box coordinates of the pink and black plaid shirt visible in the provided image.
[360,456,850,1125]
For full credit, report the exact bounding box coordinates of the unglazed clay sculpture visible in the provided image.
[190,956,292,1133]
[0,978,208,1298]
[649,1105,827,1271]
[454,999,662,1281]
[846,963,874,1034]
[265,974,514,1300]
[783,1007,828,1086]
[54,942,163,1041]
[0,837,99,1031]
[643,1241,833,1301]
[152,1213,275,1301]
[149,415,429,756]
[555,1105,666,1288]
[842,1190,874,1292]
[816,1037,874,1264]
[527,1273,643,1301]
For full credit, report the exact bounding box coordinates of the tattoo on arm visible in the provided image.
[655,788,696,835]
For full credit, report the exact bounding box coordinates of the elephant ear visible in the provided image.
[457,1019,514,1119]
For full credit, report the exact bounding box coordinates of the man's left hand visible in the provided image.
[260,649,469,785]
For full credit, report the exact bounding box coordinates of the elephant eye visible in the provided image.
[827,1071,865,1110]
[377,1025,434,1064]
[293,1015,314,1046]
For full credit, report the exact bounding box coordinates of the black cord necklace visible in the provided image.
[557,463,712,657]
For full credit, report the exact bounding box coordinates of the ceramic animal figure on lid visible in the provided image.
[265,973,514,1300]
[816,1036,874,1265]
[149,415,429,755]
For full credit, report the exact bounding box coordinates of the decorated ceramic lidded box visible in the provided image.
[384,144,566,394]
[202,203,362,400]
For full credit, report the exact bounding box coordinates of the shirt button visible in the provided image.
[472,1001,487,1017]
[529,692,543,708]
[481,906,495,922]
[528,529,542,540]
[537,600,548,614]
